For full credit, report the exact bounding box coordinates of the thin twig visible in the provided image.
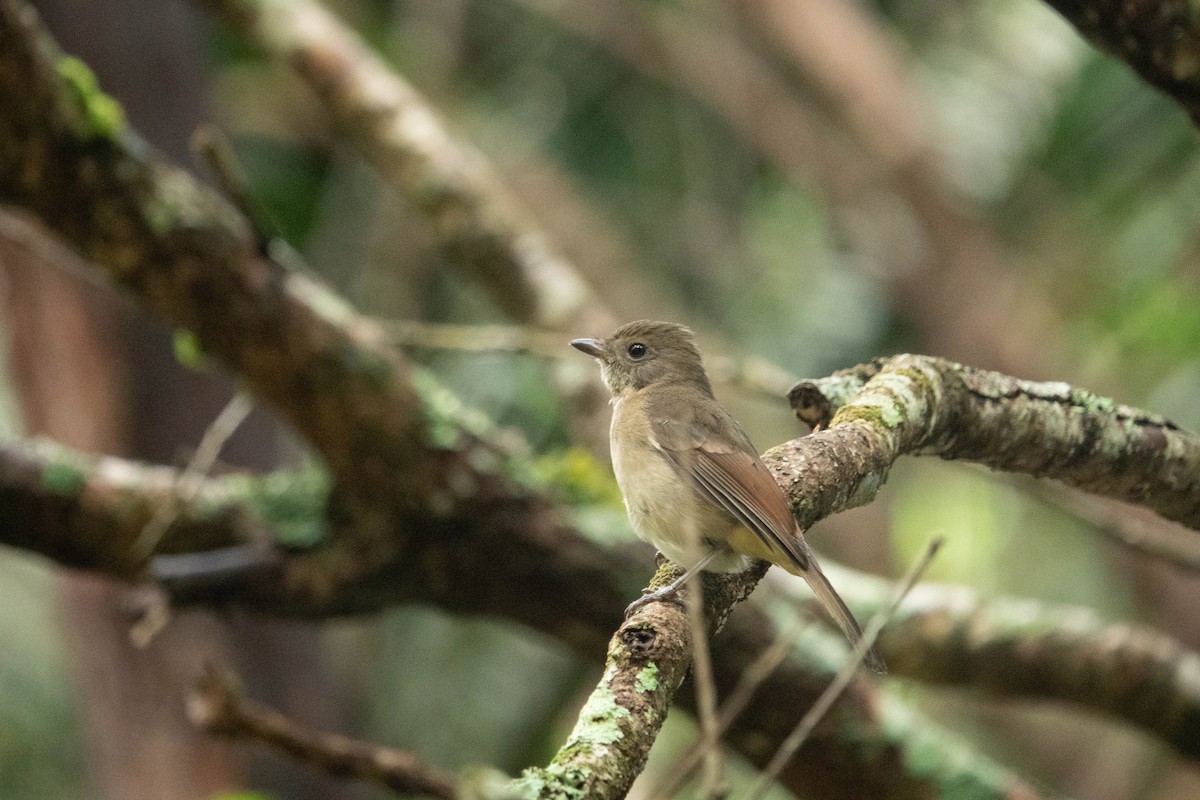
[133,392,254,558]
[382,320,566,358]
[1021,477,1200,574]
[128,392,254,646]
[191,125,277,252]
[688,575,725,799]
[715,616,808,732]
[744,537,943,800]
[681,462,726,799]
[647,616,809,800]
[189,663,459,799]
[382,319,795,404]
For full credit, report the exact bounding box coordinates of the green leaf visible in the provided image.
[173,329,210,371]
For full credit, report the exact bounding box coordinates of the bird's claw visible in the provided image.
[624,585,687,618]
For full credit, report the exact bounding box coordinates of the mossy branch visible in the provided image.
[0,437,279,576]
[797,569,1200,759]
[784,354,1200,530]
[0,431,1059,800]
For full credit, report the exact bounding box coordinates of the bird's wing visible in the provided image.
[647,403,810,572]
[648,398,885,674]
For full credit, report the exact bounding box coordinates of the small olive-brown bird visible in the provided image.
[572,320,883,673]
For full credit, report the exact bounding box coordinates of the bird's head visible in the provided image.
[571,320,712,396]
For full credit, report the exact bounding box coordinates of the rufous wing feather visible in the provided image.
[649,402,886,674]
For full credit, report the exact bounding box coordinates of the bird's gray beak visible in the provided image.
[570,338,606,358]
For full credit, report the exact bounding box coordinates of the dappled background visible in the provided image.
[3,0,1200,798]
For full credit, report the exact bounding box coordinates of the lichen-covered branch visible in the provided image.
[0,0,427,502]
[791,570,1200,759]
[519,566,796,800]
[1043,0,1200,125]
[783,354,1200,530]
[0,0,570,607]
[516,601,696,800]
[0,437,282,576]
[522,560,1054,800]
[189,665,460,799]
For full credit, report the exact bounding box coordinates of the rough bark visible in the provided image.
[786,355,1200,529]
[1045,0,1200,124]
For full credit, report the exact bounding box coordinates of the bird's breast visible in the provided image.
[610,396,748,573]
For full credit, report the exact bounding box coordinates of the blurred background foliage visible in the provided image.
[4,0,1200,798]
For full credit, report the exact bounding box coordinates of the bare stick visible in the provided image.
[133,392,254,557]
[1025,478,1200,574]
[383,320,566,358]
[745,537,943,800]
[647,616,808,800]
[384,318,797,403]
[189,664,459,799]
[679,457,725,799]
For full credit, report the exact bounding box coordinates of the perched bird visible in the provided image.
[572,320,883,673]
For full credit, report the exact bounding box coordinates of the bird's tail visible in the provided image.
[783,545,887,675]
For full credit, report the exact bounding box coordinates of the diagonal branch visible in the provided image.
[189,664,459,799]
[0,0,425,502]
[192,0,614,339]
[1043,0,1200,126]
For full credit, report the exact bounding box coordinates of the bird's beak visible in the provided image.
[570,337,606,358]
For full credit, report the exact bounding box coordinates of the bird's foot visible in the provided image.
[624,583,688,618]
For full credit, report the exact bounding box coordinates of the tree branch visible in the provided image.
[811,570,1200,759]
[1044,0,1200,125]
[192,0,612,338]
[0,433,1056,800]
[189,664,459,799]
[0,437,276,576]
[785,354,1200,530]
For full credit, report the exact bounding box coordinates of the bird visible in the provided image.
[571,320,884,673]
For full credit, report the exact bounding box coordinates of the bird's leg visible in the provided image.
[624,549,719,617]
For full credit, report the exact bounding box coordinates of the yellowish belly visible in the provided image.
[611,401,749,573]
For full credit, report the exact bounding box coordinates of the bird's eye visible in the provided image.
[627,342,647,359]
